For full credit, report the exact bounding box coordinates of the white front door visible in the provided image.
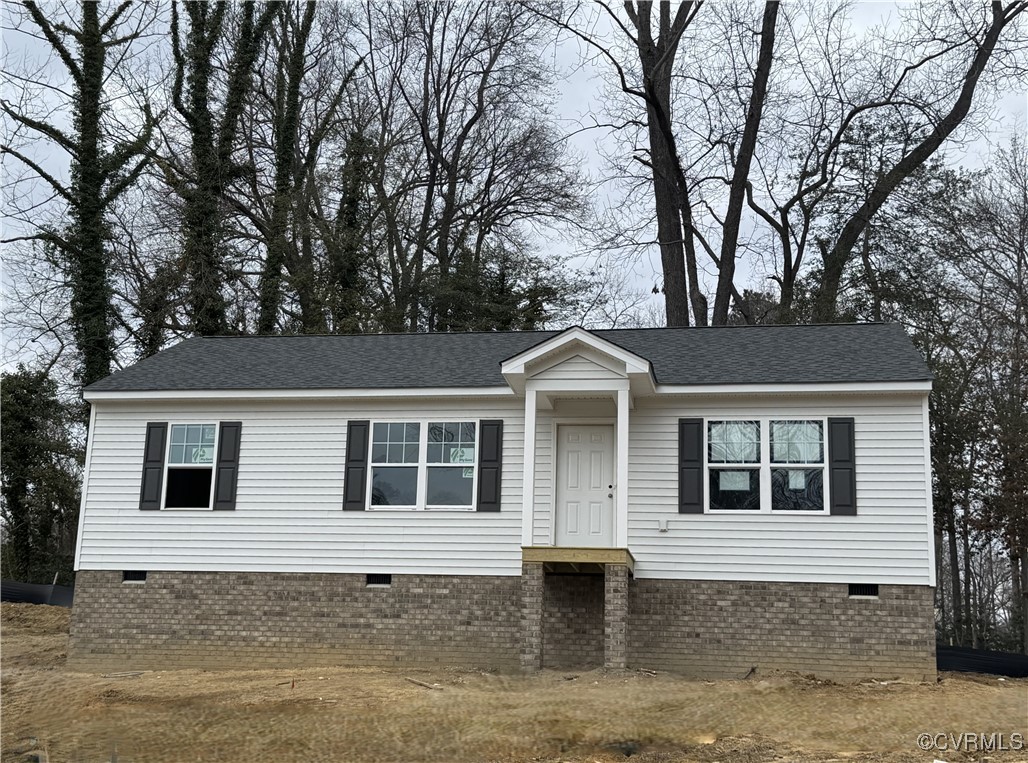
[555,425,615,547]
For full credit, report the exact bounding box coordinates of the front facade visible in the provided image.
[69,324,937,681]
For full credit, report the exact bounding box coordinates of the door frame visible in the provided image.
[549,417,617,547]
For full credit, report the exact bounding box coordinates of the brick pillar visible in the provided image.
[520,562,544,671]
[604,563,629,670]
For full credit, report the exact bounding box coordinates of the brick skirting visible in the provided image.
[628,579,936,681]
[69,570,935,680]
[68,570,521,671]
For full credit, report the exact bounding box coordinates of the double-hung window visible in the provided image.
[706,418,827,513]
[165,423,218,508]
[770,420,825,511]
[707,420,761,510]
[369,421,477,509]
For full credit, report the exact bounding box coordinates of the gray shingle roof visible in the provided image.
[84,323,931,393]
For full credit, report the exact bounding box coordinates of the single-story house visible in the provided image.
[69,323,937,680]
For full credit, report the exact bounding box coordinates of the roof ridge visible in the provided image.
[192,322,893,340]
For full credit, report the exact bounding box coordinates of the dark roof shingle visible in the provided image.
[84,323,931,393]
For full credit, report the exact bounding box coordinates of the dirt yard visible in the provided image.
[1,604,1026,763]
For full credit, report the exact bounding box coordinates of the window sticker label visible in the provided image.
[452,447,475,464]
[462,467,474,479]
[719,471,750,491]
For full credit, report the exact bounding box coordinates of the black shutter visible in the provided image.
[678,418,704,514]
[828,417,857,515]
[343,420,370,510]
[213,422,242,511]
[139,422,167,510]
[477,419,503,512]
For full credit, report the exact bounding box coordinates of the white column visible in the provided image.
[521,388,537,547]
[616,387,630,548]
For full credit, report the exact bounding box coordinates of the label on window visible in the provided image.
[719,471,749,491]
[788,470,806,490]
[462,467,474,479]
[452,448,475,464]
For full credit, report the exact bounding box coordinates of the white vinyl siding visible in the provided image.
[529,354,623,381]
[78,391,932,586]
[625,394,931,585]
[77,398,523,576]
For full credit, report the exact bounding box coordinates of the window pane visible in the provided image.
[165,467,212,508]
[371,467,417,506]
[201,425,216,445]
[371,443,387,462]
[171,425,186,444]
[708,421,759,463]
[771,420,823,463]
[771,468,824,511]
[427,443,443,463]
[388,422,404,441]
[708,468,760,510]
[170,444,185,464]
[405,422,420,442]
[461,422,476,442]
[428,423,445,443]
[427,466,474,506]
[187,425,201,444]
[403,444,419,463]
[373,423,388,442]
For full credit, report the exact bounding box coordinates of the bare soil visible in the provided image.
[2,603,1026,763]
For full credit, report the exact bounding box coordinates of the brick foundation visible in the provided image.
[69,570,935,680]
[69,570,520,671]
[628,579,936,681]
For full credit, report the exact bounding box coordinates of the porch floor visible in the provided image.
[521,546,635,575]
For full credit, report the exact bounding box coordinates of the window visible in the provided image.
[708,420,761,510]
[165,423,217,509]
[371,422,420,506]
[770,420,825,511]
[706,418,827,513]
[369,421,477,509]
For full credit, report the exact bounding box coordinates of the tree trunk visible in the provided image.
[946,507,964,645]
[711,0,779,325]
[257,3,316,334]
[70,1,115,386]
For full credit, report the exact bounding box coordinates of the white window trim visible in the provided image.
[366,419,479,511]
[161,422,220,511]
[704,416,830,515]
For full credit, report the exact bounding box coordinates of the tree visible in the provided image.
[0,367,82,584]
[165,0,281,336]
[1,0,155,386]
[556,0,1027,325]
[811,1,1028,321]
[354,0,586,332]
[255,1,318,333]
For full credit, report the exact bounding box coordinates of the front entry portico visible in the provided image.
[499,327,656,671]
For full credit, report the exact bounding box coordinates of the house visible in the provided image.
[68,324,937,680]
